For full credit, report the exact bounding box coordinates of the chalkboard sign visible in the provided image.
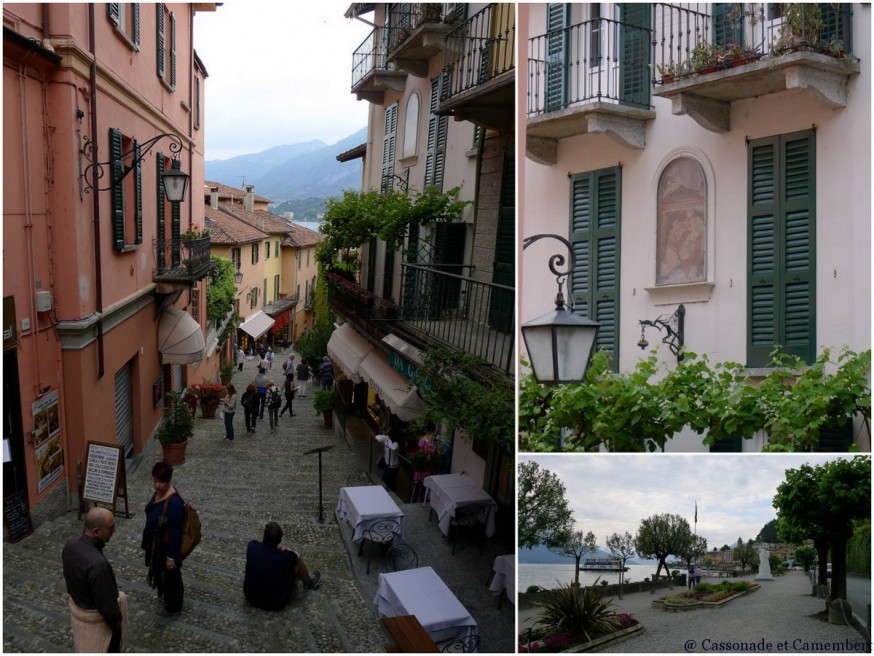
[3,491,34,543]
[81,442,129,518]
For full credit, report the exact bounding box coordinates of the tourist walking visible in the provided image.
[295,358,310,397]
[279,375,297,418]
[266,381,282,430]
[62,507,128,652]
[241,384,259,433]
[265,347,274,371]
[319,356,334,391]
[283,354,296,378]
[142,462,185,617]
[252,368,269,419]
[221,384,237,441]
[236,346,245,372]
[375,430,400,492]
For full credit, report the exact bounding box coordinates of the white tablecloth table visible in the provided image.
[375,566,478,644]
[489,554,515,605]
[423,474,497,538]
[336,485,405,543]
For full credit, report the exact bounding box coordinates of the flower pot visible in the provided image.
[322,410,333,428]
[201,400,219,419]
[161,439,189,466]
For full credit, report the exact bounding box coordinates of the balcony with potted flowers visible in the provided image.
[384,3,463,77]
[652,3,859,133]
[153,230,212,291]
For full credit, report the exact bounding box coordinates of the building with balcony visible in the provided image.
[3,3,218,526]
[520,3,870,452]
[340,3,515,541]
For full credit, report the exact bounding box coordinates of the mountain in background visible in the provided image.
[204,127,366,213]
[518,544,655,566]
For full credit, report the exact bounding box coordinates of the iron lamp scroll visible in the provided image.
[637,304,685,363]
[521,233,600,384]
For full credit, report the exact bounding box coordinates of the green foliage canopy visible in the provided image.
[207,257,237,322]
[550,530,597,587]
[518,461,574,550]
[634,513,693,581]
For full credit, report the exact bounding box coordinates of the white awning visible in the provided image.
[357,350,424,422]
[158,307,205,364]
[239,310,275,340]
[327,323,376,383]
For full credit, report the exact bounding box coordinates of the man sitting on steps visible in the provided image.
[244,522,321,610]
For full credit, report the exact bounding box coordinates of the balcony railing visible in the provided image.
[399,263,514,375]
[352,27,388,89]
[441,3,515,101]
[528,17,652,116]
[153,235,211,284]
[386,3,457,54]
[651,3,854,84]
[324,272,389,344]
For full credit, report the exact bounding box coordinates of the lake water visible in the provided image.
[519,563,661,592]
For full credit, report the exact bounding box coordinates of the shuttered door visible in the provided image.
[747,130,816,367]
[569,167,621,370]
[114,362,134,454]
[712,3,744,47]
[545,3,569,112]
[489,153,515,332]
[109,128,125,250]
[172,364,183,394]
[381,103,398,192]
[424,76,448,191]
[619,3,651,107]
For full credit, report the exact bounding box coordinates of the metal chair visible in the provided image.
[449,504,487,556]
[441,635,481,653]
[384,542,418,572]
[359,519,399,574]
[345,469,372,486]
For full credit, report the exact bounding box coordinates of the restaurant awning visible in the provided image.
[158,307,205,364]
[239,310,275,340]
[327,323,376,383]
[357,350,424,422]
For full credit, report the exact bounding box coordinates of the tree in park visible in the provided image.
[775,464,831,588]
[774,456,870,607]
[733,538,758,571]
[551,529,597,587]
[518,461,574,549]
[678,534,708,572]
[634,513,693,585]
[793,545,817,572]
[606,531,636,599]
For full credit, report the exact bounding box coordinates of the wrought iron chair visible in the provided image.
[441,635,481,653]
[359,519,399,574]
[345,469,372,486]
[383,542,418,572]
[449,504,487,556]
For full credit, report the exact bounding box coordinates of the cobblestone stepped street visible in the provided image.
[3,357,515,653]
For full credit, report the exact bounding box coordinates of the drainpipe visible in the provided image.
[88,4,105,378]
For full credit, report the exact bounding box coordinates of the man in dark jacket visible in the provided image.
[244,522,320,610]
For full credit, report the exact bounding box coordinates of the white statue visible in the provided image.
[754,545,774,581]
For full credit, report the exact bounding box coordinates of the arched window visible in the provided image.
[402,93,419,159]
[656,157,707,286]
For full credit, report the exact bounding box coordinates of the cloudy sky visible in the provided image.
[194,1,372,161]
[523,454,858,552]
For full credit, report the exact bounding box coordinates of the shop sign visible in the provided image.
[32,389,63,492]
[389,351,431,394]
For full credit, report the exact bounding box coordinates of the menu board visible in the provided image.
[3,492,34,544]
[82,442,124,506]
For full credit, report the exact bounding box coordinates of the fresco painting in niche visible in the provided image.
[657,157,707,285]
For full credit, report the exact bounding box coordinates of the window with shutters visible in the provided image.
[251,242,260,265]
[109,128,143,251]
[156,4,176,90]
[569,167,622,371]
[424,77,448,191]
[266,241,271,259]
[156,154,167,265]
[231,247,241,272]
[381,103,398,193]
[274,275,280,301]
[191,289,199,320]
[402,93,419,159]
[747,129,816,367]
[194,77,201,129]
[108,3,140,49]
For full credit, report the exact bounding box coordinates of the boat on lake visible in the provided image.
[578,558,629,572]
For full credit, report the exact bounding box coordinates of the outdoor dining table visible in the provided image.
[489,554,515,607]
[336,485,405,543]
[375,566,479,644]
[422,473,497,538]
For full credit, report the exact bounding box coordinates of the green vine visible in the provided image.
[520,347,871,452]
[207,257,237,322]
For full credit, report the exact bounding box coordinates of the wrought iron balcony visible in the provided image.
[351,27,406,103]
[325,271,389,344]
[438,3,515,130]
[651,3,858,132]
[384,3,458,75]
[152,235,211,285]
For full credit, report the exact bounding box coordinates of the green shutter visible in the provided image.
[108,3,120,27]
[133,139,142,245]
[424,76,448,191]
[712,3,743,47]
[367,237,377,293]
[131,3,140,46]
[381,103,397,192]
[489,153,515,332]
[383,245,395,300]
[171,158,181,267]
[156,4,165,78]
[109,128,125,250]
[710,435,743,452]
[820,3,852,52]
[545,3,569,112]
[747,131,815,366]
[619,3,651,107]
[169,11,176,89]
[156,153,166,266]
[817,422,852,452]
[569,167,621,370]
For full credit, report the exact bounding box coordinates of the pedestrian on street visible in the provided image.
[62,507,128,652]
[241,384,259,433]
[244,522,321,611]
[320,356,334,391]
[236,346,245,372]
[283,353,296,378]
[142,462,185,617]
[221,384,237,441]
[375,430,401,492]
[295,358,310,397]
[279,375,297,418]
[266,347,274,371]
[266,381,282,430]
[252,367,269,419]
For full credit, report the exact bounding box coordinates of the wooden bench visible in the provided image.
[382,615,439,653]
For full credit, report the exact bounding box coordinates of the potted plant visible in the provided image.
[154,393,194,465]
[195,383,227,419]
[421,2,442,22]
[690,41,719,74]
[220,359,235,386]
[313,390,334,428]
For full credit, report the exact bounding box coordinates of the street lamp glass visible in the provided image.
[161,169,189,203]
[234,270,243,284]
[522,309,599,384]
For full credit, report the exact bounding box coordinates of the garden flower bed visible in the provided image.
[518,615,643,653]
[652,581,760,611]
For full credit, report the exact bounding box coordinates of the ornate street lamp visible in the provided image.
[522,234,600,384]
[234,268,244,284]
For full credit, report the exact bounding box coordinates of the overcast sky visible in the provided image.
[523,454,857,553]
[194,1,372,161]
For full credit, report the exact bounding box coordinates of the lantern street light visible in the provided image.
[521,234,600,384]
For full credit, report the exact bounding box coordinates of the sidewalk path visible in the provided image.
[3,353,514,652]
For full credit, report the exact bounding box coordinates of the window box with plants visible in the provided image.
[154,392,194,465]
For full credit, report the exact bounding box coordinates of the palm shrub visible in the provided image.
[535,580,621,642]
